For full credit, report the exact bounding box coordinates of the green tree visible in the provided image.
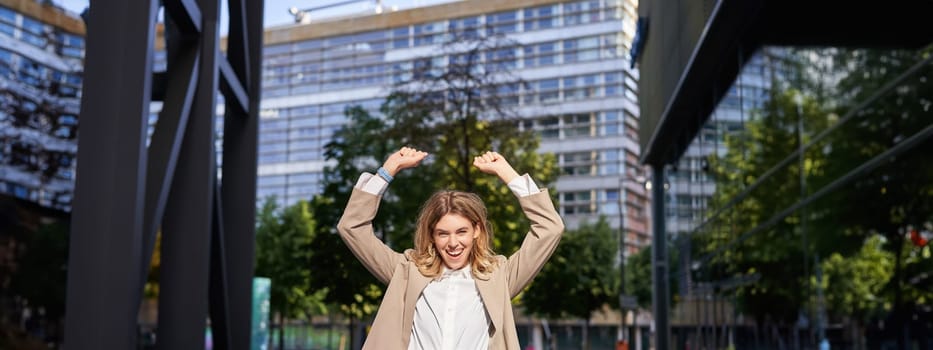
[307,106,405,343]
[254,197,323,350]
[377,30,559,254]
[623,241,679,310]
[523,218,618,350]
[701,47,933,345]
[816,48,933,347]
[702,86,832,326]
[819,235,893,348]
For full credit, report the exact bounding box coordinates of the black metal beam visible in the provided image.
[63,0,159,348]
[139,39,200,299]
[219,56,249,114]
[155,0,221,347]
[218,0,263,347]
[152,71,167,101]
[651,165,670,350]
[164,0,202,34]
[209,187,233,350]
[226,0,251,86]
[640,0,763,165]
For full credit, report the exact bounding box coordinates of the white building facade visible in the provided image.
[0,1,84,211]
[255,0,649,253]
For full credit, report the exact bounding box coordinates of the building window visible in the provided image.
[531,116,560,139]
[524,5,559,31]
[562,151,595,176]
[485,47,517,71]
[486,10,518,34]
[449,16,482,38]
[0,6,16,23]
[414,21,445,46]
[562,113,592,138]
[562,190,595,215]
[563,0,601,26]
[0,22,14,36]
[536,78,560,103]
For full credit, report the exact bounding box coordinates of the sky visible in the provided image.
[53,0,457,29]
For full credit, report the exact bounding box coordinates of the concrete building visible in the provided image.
[0,0,84,211]
[254,0,649,255]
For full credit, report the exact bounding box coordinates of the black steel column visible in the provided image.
[156,0,221,347]
[217,0,264,347]
[65,0,263,347]
[62,0,159,348]
[651,164,671,350]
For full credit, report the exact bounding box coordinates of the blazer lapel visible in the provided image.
[402,264,432,346]
[475,277,504,337]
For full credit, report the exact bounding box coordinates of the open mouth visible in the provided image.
[445,248,463,258]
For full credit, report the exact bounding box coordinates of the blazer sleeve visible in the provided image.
[336,187,406,285]
[504,189,565,297]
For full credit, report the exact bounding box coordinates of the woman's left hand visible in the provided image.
[473,151,519,183]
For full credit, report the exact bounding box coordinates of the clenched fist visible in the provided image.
[473,151,520,184]
[383,147,428,176]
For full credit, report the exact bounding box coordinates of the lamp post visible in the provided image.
[618,174,645,347]
[288,0,382,24]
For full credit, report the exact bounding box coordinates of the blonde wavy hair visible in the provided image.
[412,190,499,280]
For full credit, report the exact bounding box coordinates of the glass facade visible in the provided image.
[0,4,84,211]
[256,0,646,236]
[665,48,789,236]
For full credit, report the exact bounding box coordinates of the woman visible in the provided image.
[337,147,564,349]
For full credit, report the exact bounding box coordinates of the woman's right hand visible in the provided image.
[382,147,428,176]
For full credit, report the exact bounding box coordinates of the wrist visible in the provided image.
[382,163,400,177]
[377,167,394,183]
[499,169,520,184]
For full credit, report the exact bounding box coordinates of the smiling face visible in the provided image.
[432,213,480,270]
[413,190,495,278]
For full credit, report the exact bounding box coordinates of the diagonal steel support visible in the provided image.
[155,0,221,347]
[164,0,202,34]
[226,0,251,86]
[140,42,201,298]
[219,56,249,114]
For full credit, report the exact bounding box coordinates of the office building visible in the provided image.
[0,1,84,211]
[256,0,649,254]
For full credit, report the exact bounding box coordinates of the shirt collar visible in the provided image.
[441,266,472,280]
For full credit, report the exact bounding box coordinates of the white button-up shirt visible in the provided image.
[356,171,541,350]
[409,266,489,350]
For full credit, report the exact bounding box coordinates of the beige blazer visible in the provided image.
[337,187,565,350]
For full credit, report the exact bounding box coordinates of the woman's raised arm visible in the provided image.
[336,147,428,284]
